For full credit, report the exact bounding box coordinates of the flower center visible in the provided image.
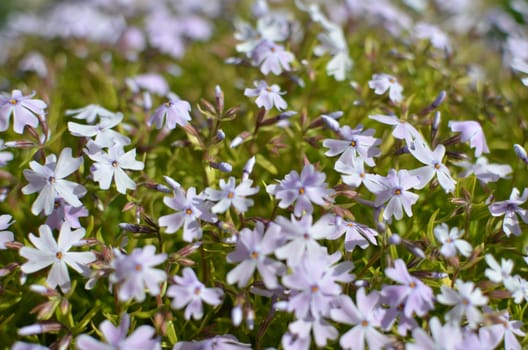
[347,222,355,227]
[48,176,56,184]
[446,237,453,243]
[112,161,118,168]
[409,281,416,288]
[434,162,441,170]
[266,87,272,92]
[227,192,234,199]
[194,286,201,295]
[359,173,365,178]
[394,188,402,195]
[303,233,310,240]
[251,251,259,259]
[185,208,193,215]
[389,77,396,83]
[310,285,319,293]
[298,187,305,195]
[9,99,17,105]
[350,140,357,147]
[462,298,470,305]
[361,320,369,327]
[164,101,173,108]
[55,252,63,259]
[270,46,276,52]
[135,264,142,271]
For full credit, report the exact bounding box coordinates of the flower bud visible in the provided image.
[514,144,528,164]
[210,161,232,173]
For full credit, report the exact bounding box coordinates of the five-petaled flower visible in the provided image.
[244,80,287,111]
[0,89,47,134]
[148,98,192,130]
[488,187,528,236]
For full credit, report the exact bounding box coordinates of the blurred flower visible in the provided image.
[244,80,287,111]
[76,313,161,350]
[414,22,451,53]
[0,90,47,134]
[174,335,250,350]
[481,312,525,350]
[504,275,528,303]
[407,317,463,350]
[331,215,378,251]
[12,342,49,350]
[485,254,513,284]
[18,52,48,78]
[488,187,528,236]
[167,267,223,320]
[456,156,511,184]
[433,223,472,257]
[19,223,95,293]
[448,120,489,157]
[369,114,420,145]
[0,214,14,249]
[65,104,117,124]
[22,147,85,216]
[126,73,169,96]
[68,112,130,147]
[148,98,191,130]
[252,41,294,75]
[368,73,403,103]
[110,245,167,302]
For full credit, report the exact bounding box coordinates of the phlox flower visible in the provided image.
[159,186,217,242]
[174,335,251,350]
[368,73,404,103]
[12,343,49,350]
[369,169,420,221]
[488,187,528,236]
[330,288,391,350]
[76,313,161,350]
[267,164,334,217]
[408,139,456,193]
[484,254,513,283]
[68,112,130,147]
[368,114,420,145]
[125,73,169,96]
[407,317,463,350]
[226,221,285,289]
[414,22,452,53]
[0,139,13,166]
[110,245,167,302]
[148,98,191,130]
[281,251,354,319]
[456,156,511,184]
[0,214,14,249]
[22,147,85,216]
[448,120,489,157]
[252,40,294,75]
[323,124,380,167]
[382,259,434,318]
[433,224,472,258]
[282,316,338,349]
[45,198,88,230]
[480,312,526,350]
[274,214,336,267]
[333,151,378,189]
[330,215,378,251]
[235,16,289,55]
[167,267,223,320]
[19,223,95,293]
[65,104,117,124]
[0,89,47,134]
[503,275,528,303]
[312,20,352,81]
[205,177,259,214]
[437,279,488,326]
[244,80,287,111]
[87,144,144,194]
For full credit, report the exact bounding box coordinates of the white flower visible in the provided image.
[87,144,144,194]
[456,157,512,184]
[433,223,472,257]
[205,177,259,214]
[244,80,287,111]
[19,223,95,293]
[369,114,420,145]
[368,73,404,103]
[484,254,513,283]
[22,147,85,216]
[68,112,130,147]
[65,104,117,124]
[504,275,528,303]
[437,279,488,326]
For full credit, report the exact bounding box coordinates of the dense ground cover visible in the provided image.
[0,0,528,349]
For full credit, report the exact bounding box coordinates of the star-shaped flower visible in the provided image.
[0,89,47,134]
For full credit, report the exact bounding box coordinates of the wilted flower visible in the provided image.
[448,120,489,157]
[87,144,144,194]
[167,267,223,320]
[22,147,85,216]
[205,177,259,214]
[19,223,95,293]
[46,198,88,230]
[244,80,287,111]
[148,98,191,130]
[480,312,526,350]
[368,73,404,103]
[488,187,528,236]
[433,223,472,258]
[504,275,528,304]
[126,73,169,96]
[267,164,334,217]
[76,313,161,350]
[110,245,167,302]
[0,89,47,134]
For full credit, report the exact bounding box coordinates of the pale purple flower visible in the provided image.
[226,221,285,289]
[437,279,488,325]
[110,245,167,302]
[148,98,191,130]
[414,22,451,53]
[283,316,338,349]
[46,198,88,230]
[282,251,354,319]
[19,223,95,293]
[126,73,169,96]
[65,104,117,124]
[380,302,418,336]
[274,214,336,267]
[382,259,434,318]
[368,114,420,144]
[87,144,144,194]
[12,343,49,350]
[159,187,217,242]
[167,267,223,320]
[504,275,528,303]
[0,89,47,134]
[267,164,334,217]
[456,156,512,184]
[76,313,161,350]
[330,216,378,251]
[22,147,85,216]
[0,214,14,249]
[488,187,528,236]
[368,73,403,103]
[370,169,420,221]
[244,80,287,111]
[18,52,48,78]
[323,124,380,167]
[407,317,464,350]
[330,288,391,350]
[484,254,513,283]
[252,41,295,75]
[334,151,378,189]
[174,335,251,350]
[205,177,259,214]
[481,312,526,350]
[433,223,472,257]
[448,120,489,157]
[408,140,456,193]
[68,112,131,147]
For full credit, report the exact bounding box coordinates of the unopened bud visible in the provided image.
[242,156,256,180]
[245,307,255,330]
[214,129,225,143]
[514,144,528,164]
[231,305,242,327]
[209,161,232,173]
[143,91,152,110]
[215,85,224,114]
[230,131,251,148]
[389,234,402,245]
[433,111,441,130]
[321,114,340,132]
[18,322,62,336]
[4,140,37,149]
[30,284,58,297]
[432,91,447,108]
[118,223,158,234]
[354,280,369,287]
